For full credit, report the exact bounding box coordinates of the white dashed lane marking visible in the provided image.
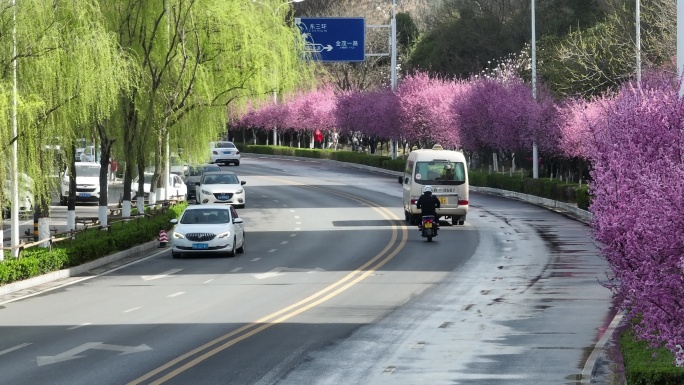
[268,249,277,253]
[167,292,185,298]
[231,268,243,273]
[123,307,141,313]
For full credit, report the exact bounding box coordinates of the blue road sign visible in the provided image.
[295,17,365,62]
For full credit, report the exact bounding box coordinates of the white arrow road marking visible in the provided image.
[37,342,152,366]
[141,269,182,281]
[254,267,285,280]
[0,343,31,356]
[254,267,325,279]
[67,323,91,330]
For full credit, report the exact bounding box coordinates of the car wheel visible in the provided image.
[237,232,245,254]
[404,211,410,223]
[172,252,181,259]
[452,216,459,225]
[235,161,240,166]
[226,238,236,257]
[458,220,465,225]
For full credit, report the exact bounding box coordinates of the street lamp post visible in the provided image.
[636,0,641,83]
[253,0,304,147]
[531,0,539,179]
[390,0,397,159]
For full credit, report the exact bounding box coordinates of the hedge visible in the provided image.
[237,143,591,209]
[0,202,187,285]
[621,328,684,384]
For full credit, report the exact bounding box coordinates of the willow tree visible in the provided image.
[100,0,314,216]
[0,1,126,250]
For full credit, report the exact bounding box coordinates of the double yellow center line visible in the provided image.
[128,177,408,384]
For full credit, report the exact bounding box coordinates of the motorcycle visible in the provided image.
[420,215,439,242]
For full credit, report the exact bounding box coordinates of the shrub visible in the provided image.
[621,328,684,384]
[0,202,187,285]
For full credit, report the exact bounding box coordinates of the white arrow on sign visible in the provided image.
[37,342,152,366]
[142,268,182,281]
[253,267,325,280]
[304,43,334,53]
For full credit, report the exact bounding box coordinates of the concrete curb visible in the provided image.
[0,239,158,297]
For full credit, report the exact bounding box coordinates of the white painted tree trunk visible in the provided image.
[38,217,50,248]
[149,191,156,206]
[137,198,144,215]
[492,152,499,172]
[157,187,165,202]
[122,200,131,217]
[98,205,107,227]
[67,210,76,231]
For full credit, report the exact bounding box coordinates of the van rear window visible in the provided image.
[414,161,466,185]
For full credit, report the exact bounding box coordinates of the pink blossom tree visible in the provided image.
[396,72,460,149]
[588,73,684,365]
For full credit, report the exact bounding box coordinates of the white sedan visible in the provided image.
[170,204,245,258]
[195,171,246,207]
[133,173,188,202]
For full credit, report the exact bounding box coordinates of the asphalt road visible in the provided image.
[0,157,614,384]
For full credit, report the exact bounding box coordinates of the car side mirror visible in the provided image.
[398,176,403,184]
[170,219,178,224]
[241,181,246,185]
[233,218,244,224]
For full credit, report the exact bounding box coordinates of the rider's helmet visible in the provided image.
[422,185,433,194]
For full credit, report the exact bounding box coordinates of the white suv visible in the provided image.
[210,141,240,166]
[60,162,103,205]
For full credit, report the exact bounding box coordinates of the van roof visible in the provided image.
[407,148,466,161]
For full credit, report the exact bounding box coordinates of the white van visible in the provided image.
[398,145,469,225]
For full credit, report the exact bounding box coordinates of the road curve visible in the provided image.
[0,157,614,385]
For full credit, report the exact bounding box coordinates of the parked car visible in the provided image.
[170,154,189,176]
[183,164,221,202]
[2,173,33,217]
[60,162,102,205]
[209,141,240,166]
[133,173,188,202]
[170,204,245,258]
[195,171,245,207]
[80,145,99,163]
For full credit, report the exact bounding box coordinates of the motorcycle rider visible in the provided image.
[416,185,441,229]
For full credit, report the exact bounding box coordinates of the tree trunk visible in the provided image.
[67,142,77,231]
[98,122,114,227]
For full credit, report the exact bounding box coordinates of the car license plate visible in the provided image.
[438,197,447,204]
[79,193,91,198]
[192,243,209,250]
[223,151,232,155]
[424,222,432,229]
[217,194,229,200]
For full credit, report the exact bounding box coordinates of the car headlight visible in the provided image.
[236,189,243,194]
[173,232,185,239]
[201,189,211,195]
[217,231,231,239]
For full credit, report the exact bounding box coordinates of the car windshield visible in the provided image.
[180,208,231,224]
[215,142,235,149]
[414,161,466,185]
[202,173,239,185]
[187,165,220,176]
[75,165,100,177]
